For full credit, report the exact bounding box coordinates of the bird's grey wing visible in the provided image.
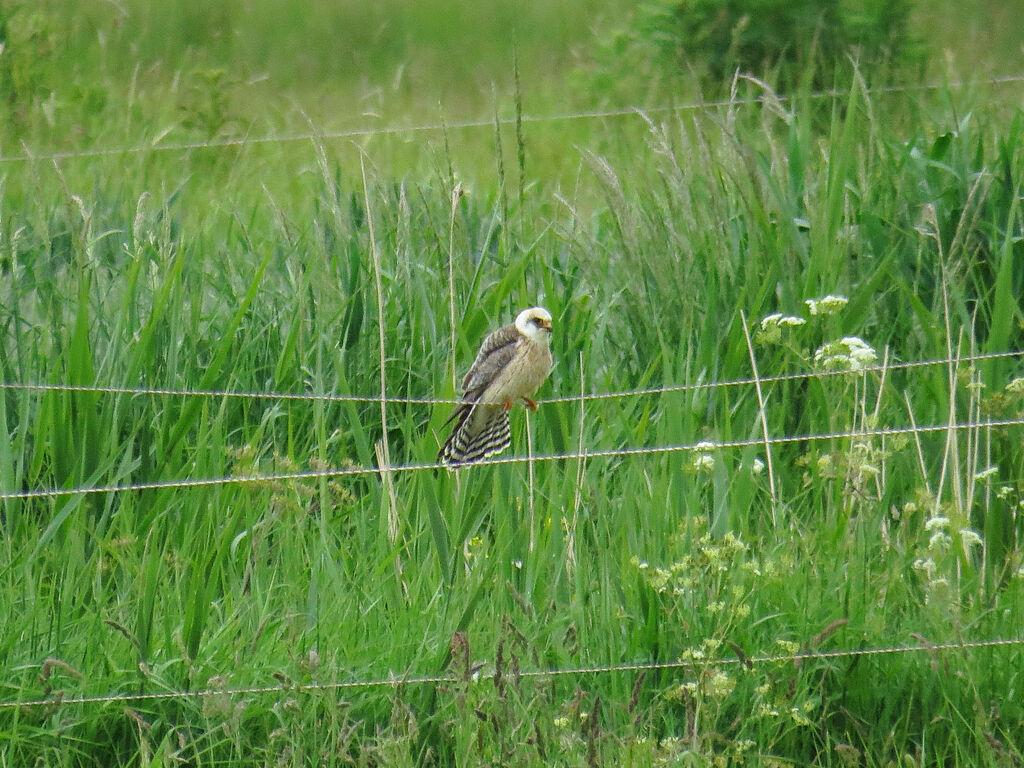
[461,323,522,396]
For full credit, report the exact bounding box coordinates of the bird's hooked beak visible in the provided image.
[538,316,552,331]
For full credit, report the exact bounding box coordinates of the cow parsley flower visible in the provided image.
[805,294,849,316]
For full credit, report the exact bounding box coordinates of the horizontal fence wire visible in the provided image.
[1,74,1022,165]
[2,636,1021,712]
[2,417,1022,502]
[1,349,1021,407]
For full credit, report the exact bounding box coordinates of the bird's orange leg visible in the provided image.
[522,396,538,412]
[503,398,514,411]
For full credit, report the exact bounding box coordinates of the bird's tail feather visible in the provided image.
[438,405,511,465]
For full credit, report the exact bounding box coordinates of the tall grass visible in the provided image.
[2,8,1024,766]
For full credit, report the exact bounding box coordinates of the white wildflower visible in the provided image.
[700,638,722,655]
[974,466,999,481]
[844,337,878,367]
[775,640,800,655]
[706,671,735,698]
[721,531,747,555]
[790,706,813,726]
[648,567,672,591]
[1005,377,1024,394]
[959,529,984,549]
[813,336,878,372]
[913,558,937,578]
[805,294,849,316]
[658,737,685,755]
[734,740,755,754]
[757,313,806,344]
[665,681,698,702]
[857,462,880,478]
[928,531,952,553]
[741,560,762,576]
[693,452,716,474]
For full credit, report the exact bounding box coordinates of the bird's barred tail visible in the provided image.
[438,406,511,465]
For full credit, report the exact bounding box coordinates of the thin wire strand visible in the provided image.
[3,417,1022,502]
[1,349,1020,407]
[544,348,1024,405]
[2,74,1022,164]
[3,636,1020,711]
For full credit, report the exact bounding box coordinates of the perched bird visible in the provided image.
[438,306,554,465]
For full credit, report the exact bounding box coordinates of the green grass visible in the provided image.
[2,1,1024,766]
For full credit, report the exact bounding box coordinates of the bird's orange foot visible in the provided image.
[522,396,538,412]
[503,398,514,411]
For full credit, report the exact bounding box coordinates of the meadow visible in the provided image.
[2,1,1024,765]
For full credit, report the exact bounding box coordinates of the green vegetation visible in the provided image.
[588,0,921,100]
[2,0,1024,765]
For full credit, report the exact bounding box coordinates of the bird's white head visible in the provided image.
[515,306,553,343]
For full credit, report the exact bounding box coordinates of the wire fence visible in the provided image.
[1,349,1020,407]
[2,359,1022,719]
[1,416,1021,502]
[1,346,1022,501]
[3,636,1021,712]
[2,73,1022,165]
[2,378,1022,713]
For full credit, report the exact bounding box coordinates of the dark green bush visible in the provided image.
[0,4,58,128]
[589,0,921,99]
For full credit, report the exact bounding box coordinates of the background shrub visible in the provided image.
[589,0,922,99]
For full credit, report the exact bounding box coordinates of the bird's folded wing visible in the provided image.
[462,323,522,395]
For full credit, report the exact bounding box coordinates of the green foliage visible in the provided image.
[1,2,1024,766]
[3,79,1024,764]
[0,3,112,144]
[590,0,923,100]
[0,3,59,129]
[178,69,240,139]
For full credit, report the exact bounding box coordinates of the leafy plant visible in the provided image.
[588,0,923,100]
[178,68,239,139]
[0,4,58,129]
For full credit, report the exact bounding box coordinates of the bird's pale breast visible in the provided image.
[480,338,552,406]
